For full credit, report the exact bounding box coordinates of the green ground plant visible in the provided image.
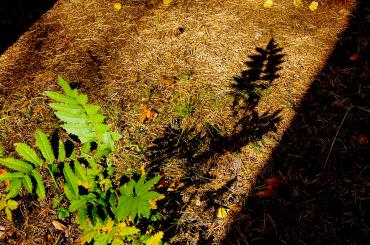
[0,77,166,245]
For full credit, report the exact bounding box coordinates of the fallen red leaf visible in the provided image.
[266,177,282,188]
[256,188,273,197]
[140,107,158,123]
[358,135,368,145]
[0,169,10,186]
[349,53,359,61]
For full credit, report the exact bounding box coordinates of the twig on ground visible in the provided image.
[323,105,352,169]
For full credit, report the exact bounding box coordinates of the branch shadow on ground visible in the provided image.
[0,0,56,55]
[145,39,285,241]
[223,1,370,244]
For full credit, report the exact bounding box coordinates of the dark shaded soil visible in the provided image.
[224,0,370,244]
[0,0,56,54]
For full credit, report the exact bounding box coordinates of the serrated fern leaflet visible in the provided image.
[45,76,122,149]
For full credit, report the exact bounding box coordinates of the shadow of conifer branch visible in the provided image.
[146,39,285,241]
[232,39,284,113]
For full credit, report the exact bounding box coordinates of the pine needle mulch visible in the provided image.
[1,0,368,244]
[224,1,370,243]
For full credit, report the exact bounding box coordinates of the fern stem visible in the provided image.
[47,167,60,190]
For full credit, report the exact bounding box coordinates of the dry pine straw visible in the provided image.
[0,0,355,243]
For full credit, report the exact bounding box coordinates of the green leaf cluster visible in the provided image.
[45,76,122,152]
[0,77,166,245]
[115,175,162,222]
[0,130,56,200]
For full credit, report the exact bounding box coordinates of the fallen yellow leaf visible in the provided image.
[163,0,173,6]
[140,165,145,176]
[309,1,318,11]
[52,220,69,237]
[149,194,165,209]
[216,207,229,218]
[114,3,122,10]
[263,0,273,8]
[293,0,302,7]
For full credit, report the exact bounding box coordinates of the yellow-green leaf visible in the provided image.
[101,219,115,233]
[145,231,164,245]
[0,195,7,210]
[78,230,95,245]
[112,238,125,245]
[5,207,12,221]
[116,223,140,237]
[7,200,18,210]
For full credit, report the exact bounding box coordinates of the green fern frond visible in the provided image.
[74,160,87,181]
[45,91,80,105]
[58,139,66,162]
[69,148,77,160]
[6,179,22,199]
[63,163,79,198]
[54,111,89,124]
[62,123,96,143]
[49,103,83,114]
[119,179,136,197]
[81,143,91,154]
[64,183,78,201]
[32,170,46,199]
[0,172,26,181]
[14,143,43,167]
[93,148,111,160]
[69,199,88,212]
[35,130,55,164]
[22,175,33,194]
[58,76,77,97]
[46,77,122,149]
[0,158,33,173]
[76,206,88,225]
[140,176,162,195]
